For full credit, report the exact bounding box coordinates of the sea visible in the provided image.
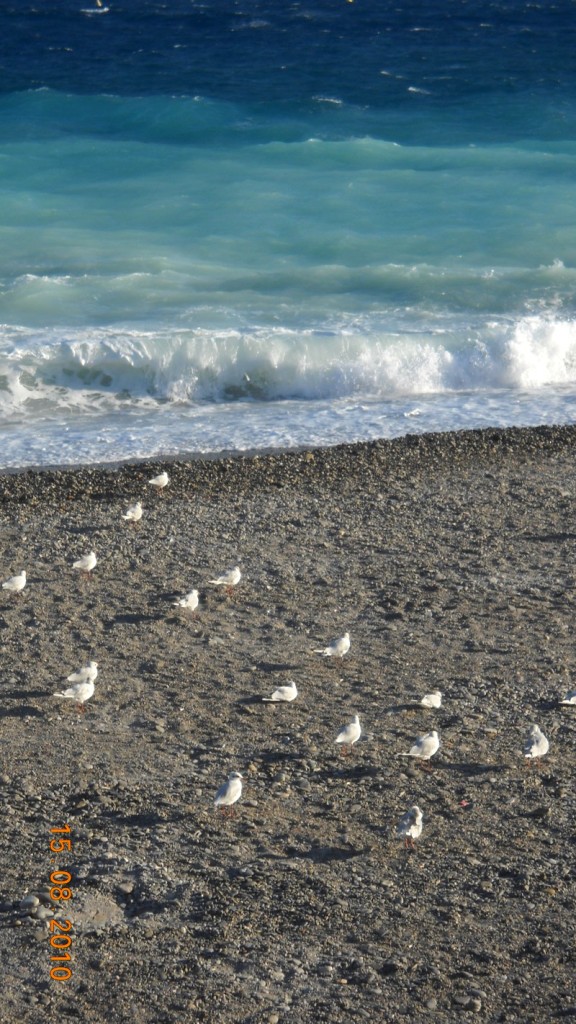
[1,0,575,469]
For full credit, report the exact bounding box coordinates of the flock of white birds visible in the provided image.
[3,468,574,849]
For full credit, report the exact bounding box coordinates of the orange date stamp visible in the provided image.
[48,825,74,981]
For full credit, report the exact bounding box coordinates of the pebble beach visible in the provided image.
[2,425,576,1023]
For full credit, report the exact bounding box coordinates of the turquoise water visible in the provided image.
[1,2,575,467]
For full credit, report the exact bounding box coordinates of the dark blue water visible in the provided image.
[3,2,576,133]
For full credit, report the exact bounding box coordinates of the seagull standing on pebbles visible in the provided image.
[335,714,361,754]
[397,805,424,849]
[2,570,26,595]
[122,501,143,523]
[73,551,97,575]
[67,660,98,685]
[149,471,169,493]
[53,679,95,713]
[214,772,243,816]
[314,632,350,658]
[208,566,241,596]
[397,729,440,768]
[263,680,298,703]
[559,689,576,705]
[421,690,442,708]
[174,589,199,614]
[523,724,549,764]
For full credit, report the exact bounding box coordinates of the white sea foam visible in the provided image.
[1,313,575,423]
[506,316,576,387]
[1,308,575,469]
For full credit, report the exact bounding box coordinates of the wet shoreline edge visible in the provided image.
[1,423,576,504]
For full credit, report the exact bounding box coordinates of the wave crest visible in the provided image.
[1,314,575,421]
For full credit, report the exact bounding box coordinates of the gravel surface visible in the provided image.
[1,425,575,1024]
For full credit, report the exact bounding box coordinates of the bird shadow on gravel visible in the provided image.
[100,809,182,828]
[1,688,46,701]
[0,696,45,717]
[439,761,510,776]
[253,747,308,766]
[154,589,184,603]
[383,702,422,714]
[522,531,576,543]
[252,660,303,673]
[537,698,568,711]
[105,612,163,626]
[315,763,381,781]
[295,845,366,864]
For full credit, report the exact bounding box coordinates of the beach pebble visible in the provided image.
[33,906,54,921]
[453,994,483,1011]
[19,895,40,912]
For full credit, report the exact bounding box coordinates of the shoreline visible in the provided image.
[2,422,576,500]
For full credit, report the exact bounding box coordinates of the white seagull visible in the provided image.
[263,680,298,703]
[122,501,143,523]
[335,714,361,754]
[174,589,199,613]
[2,570,26,595]
[214,771,243,815]
[53,679,95,713]
[420,690,442,708]
[67,660,98,685]
[397,729,440,766]
[559,689,576,705]
[396,805,424,849]
[314,632,350,658]
[208,566,241,594]
[149,471,169,492]
[73,551,97,574]
[523,724,549,763]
